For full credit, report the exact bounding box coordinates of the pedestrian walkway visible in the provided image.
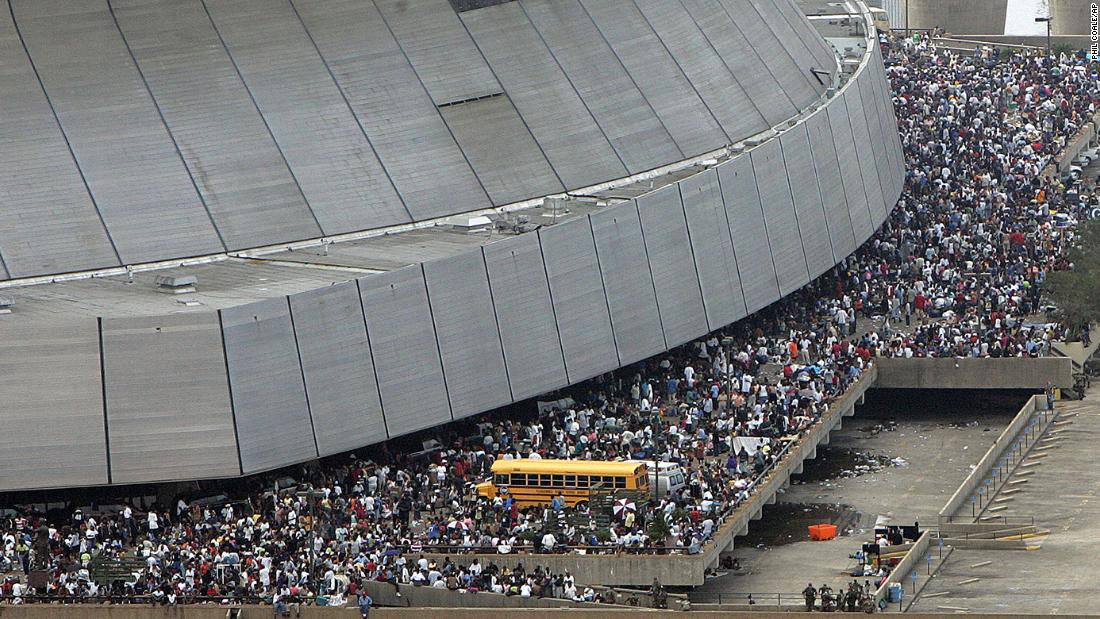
[909,388,1100,613]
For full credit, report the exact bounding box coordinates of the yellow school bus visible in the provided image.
[476,459,649,507]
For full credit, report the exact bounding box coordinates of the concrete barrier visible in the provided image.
[415,550,701,589]
[1,606,1069,618]
[873,530,932,607]
[1043,110,1099,177]
[421,367,878,587]
[938,396,1048,520]
[875,357,1073,390]
[903,0,1009,34]
[0,608,352,619]
[360,579,672,609]
[706,366,877,560]
[956,33,1096,52]
[1055,122,1096,175]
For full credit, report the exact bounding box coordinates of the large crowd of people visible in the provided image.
[1,35,1096,607]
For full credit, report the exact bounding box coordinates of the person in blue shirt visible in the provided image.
[358,593,373,618]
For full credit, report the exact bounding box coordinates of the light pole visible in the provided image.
[721,336,735,414]
[1035,16,1052,59]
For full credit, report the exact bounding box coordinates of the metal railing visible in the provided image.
[938,514,1035,527]
[938,397,1054,522]
[689,591,803,607]
[931,36,1046,52]
[413,543,690,555]
[938,528,1039,542]
[965,407,1055,520]
[0,594,271,605]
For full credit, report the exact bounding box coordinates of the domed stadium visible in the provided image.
[0,0,902,491]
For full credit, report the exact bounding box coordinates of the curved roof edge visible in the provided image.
[0,2,905,492]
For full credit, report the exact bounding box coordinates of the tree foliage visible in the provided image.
[1045,218,1100,332]
[646,514,670,544]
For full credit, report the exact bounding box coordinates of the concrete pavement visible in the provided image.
[909,389,1100,614]
[692,394,1015,600]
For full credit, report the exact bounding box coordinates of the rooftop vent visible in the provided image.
[541,196,572,223]
[155,274,197,294]
[445,214,493,234]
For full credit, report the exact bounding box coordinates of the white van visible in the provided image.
[629,461,687,498]
[868,7,890,32]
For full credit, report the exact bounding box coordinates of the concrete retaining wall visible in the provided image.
[938,396,1043,519]
[873,530,931,605]
[0,609,352,619]
[875,357,1073,390]
[1051,0,1096,35]
[416,551,699,589]
[1046,110,1099,177]
[0,607,1070,618]
[360,580,670,610]
[903,0,1008,34]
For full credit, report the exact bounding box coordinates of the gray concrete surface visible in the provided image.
[0,1,905,493]
[0,0,834,282]
[1050,0,1096,35]
[909,390,1100,614]
[901,0,1009,34]
[946,33,1094,49]
[876,357,1074,391]
[694,396,1016,599]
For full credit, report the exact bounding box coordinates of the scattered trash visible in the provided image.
[858,420,899,436]
[795,447,899,482]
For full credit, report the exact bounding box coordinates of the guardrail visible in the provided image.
[0,594,270,605]
[939,514,1035,527]
[688,591,802,607]
[937,528,1038,541]
[932,36,1045,52]
[360,580,672,611]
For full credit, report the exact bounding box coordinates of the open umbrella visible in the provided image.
[612,498,636,518]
